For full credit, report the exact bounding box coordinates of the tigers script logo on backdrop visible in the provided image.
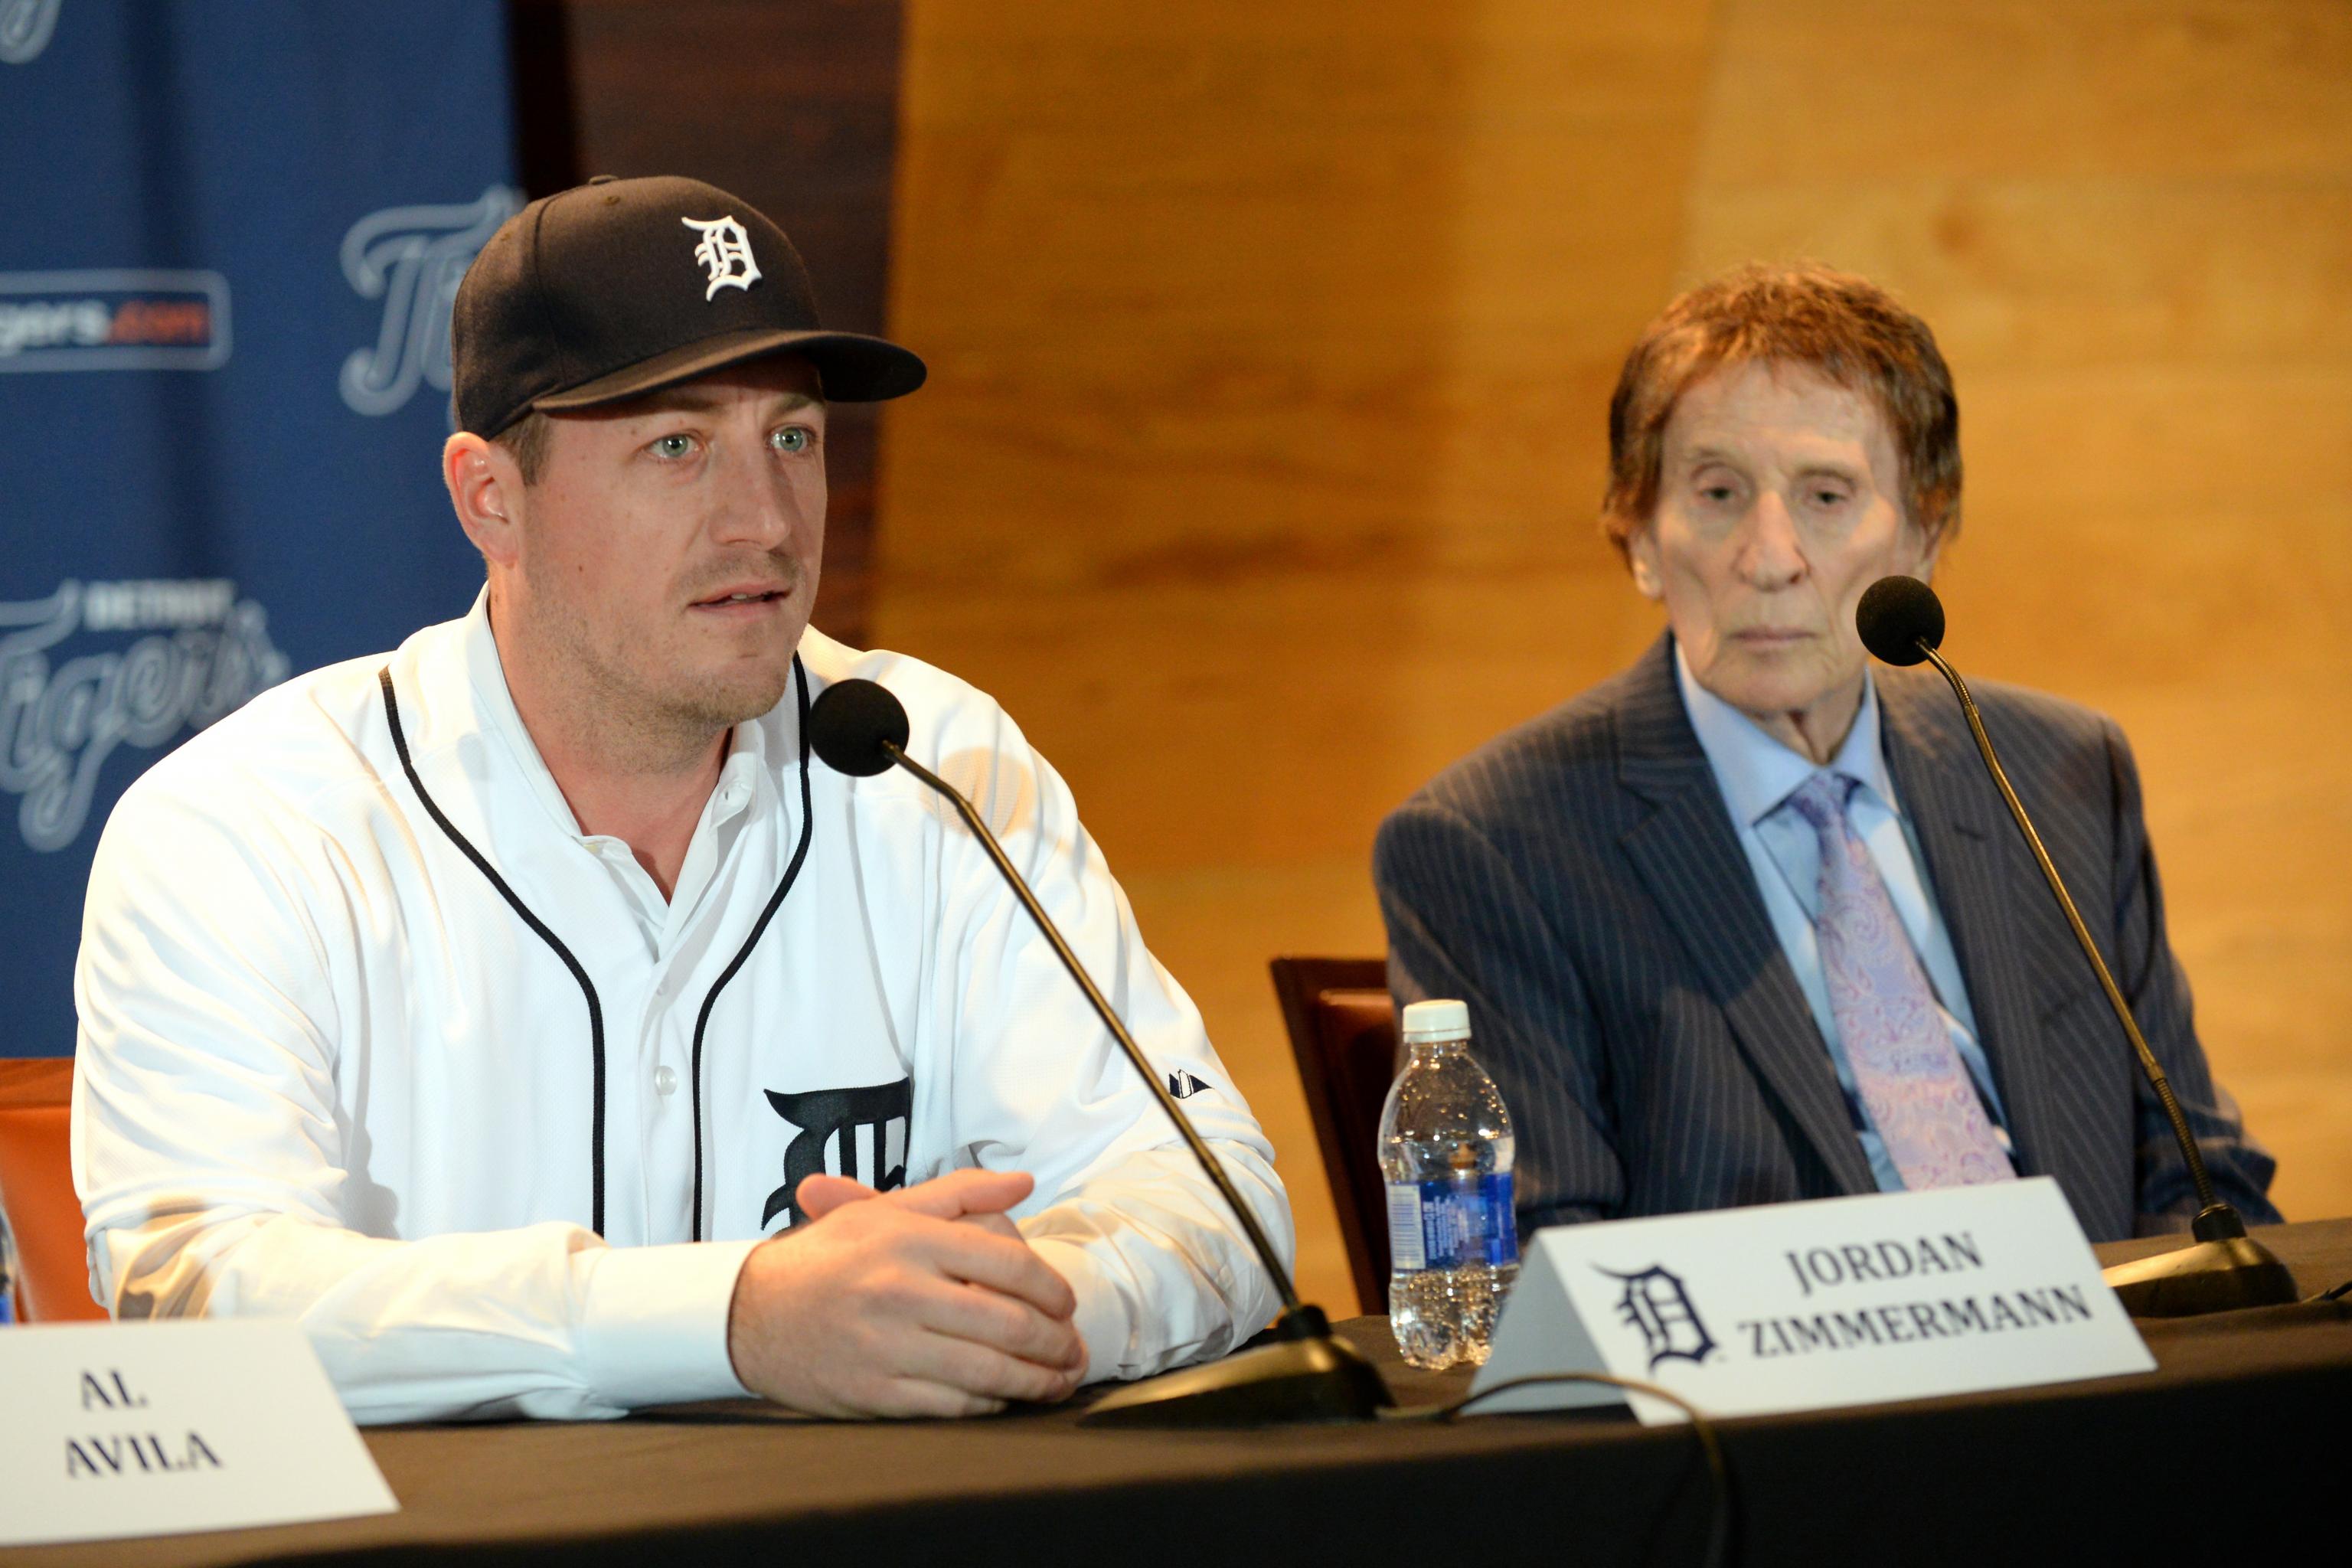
[0,580,289,852]
[338,185,520,417]
[0,0,61,64]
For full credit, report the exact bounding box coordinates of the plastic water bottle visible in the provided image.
[1379,998,1520,1370]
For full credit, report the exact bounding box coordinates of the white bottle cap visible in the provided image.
[1400,998,1471,1043]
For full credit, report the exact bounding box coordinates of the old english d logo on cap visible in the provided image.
[681,214,761,300]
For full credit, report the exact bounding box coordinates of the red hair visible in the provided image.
[1602,263,1961,557]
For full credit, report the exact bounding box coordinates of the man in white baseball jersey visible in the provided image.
[72,176,1291,1423]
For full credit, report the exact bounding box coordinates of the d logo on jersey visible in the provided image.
[762,1078,912,1228]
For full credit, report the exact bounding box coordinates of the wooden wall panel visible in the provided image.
[880,1,1717,1306]
[880,0,2352,1308]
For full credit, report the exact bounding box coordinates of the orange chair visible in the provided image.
[1269,956,1399,1317]
[0,1058,106,1321]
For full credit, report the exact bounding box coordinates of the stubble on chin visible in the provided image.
[665,557,814,730]
[586,630,799,767]
[662,657,796,733]
[511,593,778,772]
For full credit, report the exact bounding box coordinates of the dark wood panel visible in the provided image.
[508,0,904,645]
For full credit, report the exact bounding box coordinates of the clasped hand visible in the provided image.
[725,1167,1087,1418]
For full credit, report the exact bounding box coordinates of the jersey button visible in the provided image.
[654,1066,678,1096]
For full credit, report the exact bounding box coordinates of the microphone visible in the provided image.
[807,678,1393,1424]
[1855,577,2297,1316]
[1855,573,1944,667]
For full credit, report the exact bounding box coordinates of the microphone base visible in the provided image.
[2101,1207,2300,1318]
[1078,1308,1394,1428]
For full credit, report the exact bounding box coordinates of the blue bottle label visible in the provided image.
[1386,1172,1518,1271]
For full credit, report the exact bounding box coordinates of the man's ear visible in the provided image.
[1625,520,1665,602]
[444,433,524,568]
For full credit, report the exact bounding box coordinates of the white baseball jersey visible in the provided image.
[71,593,1290,1423]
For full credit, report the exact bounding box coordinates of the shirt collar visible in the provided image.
[459,587,767,841]
[1672,640,1900,828]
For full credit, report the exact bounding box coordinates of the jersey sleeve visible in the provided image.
[71,765,756,1423]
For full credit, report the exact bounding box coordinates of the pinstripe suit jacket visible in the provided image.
[1373,635,2278,1245]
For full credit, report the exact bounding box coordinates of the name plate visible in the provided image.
[0,1319,397,1547]
[1468,1178,2154,1423]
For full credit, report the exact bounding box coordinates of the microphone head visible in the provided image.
[1856,576,1945,666]
[808,678,910,776]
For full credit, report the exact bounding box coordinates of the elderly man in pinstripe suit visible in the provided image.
[1374,263,2276,1244]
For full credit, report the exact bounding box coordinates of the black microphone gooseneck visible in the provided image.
[807,677,1390,1423]
[890,744,1305,1314]
[1855,577,2297,1316]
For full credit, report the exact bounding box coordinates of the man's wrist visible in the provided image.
[580,1238,763,1408]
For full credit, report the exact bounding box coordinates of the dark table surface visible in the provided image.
[15,1218,2350,1568]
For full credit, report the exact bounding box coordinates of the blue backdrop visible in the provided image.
[1,2,517,1060]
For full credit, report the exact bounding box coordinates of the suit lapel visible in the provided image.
[1613,639,1875,1197]
[1878,671,2060,1181]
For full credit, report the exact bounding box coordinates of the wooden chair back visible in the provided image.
[0,1058,106,1321]
[1268,956,1399,1316]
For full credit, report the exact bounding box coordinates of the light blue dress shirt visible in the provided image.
[1673,648,2013,1191]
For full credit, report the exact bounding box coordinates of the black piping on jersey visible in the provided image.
[376,655,815,1244]
[688,658,814,1241]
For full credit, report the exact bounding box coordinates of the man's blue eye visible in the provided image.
[654,434,694,459]
[772,427,811,453]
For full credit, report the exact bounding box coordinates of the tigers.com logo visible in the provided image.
[0,270,231,373]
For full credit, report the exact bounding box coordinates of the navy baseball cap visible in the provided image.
[451,175,926,438]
